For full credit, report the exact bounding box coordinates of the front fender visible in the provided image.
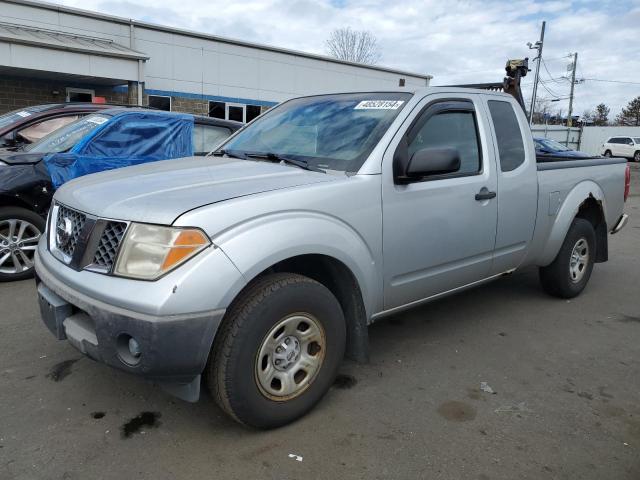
[211,210,381,319]
[538,180,606,266]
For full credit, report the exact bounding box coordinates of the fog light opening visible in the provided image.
[128,337,141,358]
[117,333,142,366]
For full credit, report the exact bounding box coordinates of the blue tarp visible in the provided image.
[45,111,194,188]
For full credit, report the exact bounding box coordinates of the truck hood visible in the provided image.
[54,156,340,224]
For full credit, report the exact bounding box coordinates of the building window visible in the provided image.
[226,104,244,122]
[246,105,261,123]
[209,101,225,119]
[66,87,94,103]
[208,101,264,123]
[148,95,171,111]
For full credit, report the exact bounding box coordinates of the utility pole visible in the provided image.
[566,52,578,127]
[528,21,546,125]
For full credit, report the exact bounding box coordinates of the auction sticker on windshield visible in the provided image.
[16,111,31,118]
[354,100,404,110]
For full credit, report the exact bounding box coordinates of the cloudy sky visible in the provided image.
[52,0,639,119]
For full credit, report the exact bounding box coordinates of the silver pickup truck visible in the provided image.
[34,88,630,428]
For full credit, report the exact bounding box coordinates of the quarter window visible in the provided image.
[408,107,481,175]
[488,100,525,172]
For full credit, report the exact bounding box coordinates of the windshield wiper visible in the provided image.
[244,152,326,173]
[210,149,246,159]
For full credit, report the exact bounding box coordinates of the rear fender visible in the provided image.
[538,180,606,266]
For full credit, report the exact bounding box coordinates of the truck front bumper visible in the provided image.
[35,251,226,402]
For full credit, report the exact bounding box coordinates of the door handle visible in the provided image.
[475,187,497,201]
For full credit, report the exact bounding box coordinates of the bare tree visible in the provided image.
[615,96,640,126]
[531,97,556,124]
[581,109,594,126]
[325,27,381,65]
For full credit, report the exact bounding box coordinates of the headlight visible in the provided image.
[114,223,211,280]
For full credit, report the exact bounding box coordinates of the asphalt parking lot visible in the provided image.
[1,164,639,480]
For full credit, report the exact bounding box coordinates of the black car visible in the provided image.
[0,109,241,281]
[534,137,593,161]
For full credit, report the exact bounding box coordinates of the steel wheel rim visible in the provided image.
[0,219,41,275]
[569,237,589,283]
[255,313,326,401]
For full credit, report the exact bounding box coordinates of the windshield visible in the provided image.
[0,105,56,130]
[535,138,571,152]
[26,114,110,153]
[218,93,412,172]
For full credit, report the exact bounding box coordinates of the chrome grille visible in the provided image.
[92,221,127,271]
[55,205,86,258]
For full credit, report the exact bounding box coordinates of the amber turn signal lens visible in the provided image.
[161,230,209,271]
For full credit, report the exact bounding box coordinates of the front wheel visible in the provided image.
[634,151,640,162]
[207,273,346,428]
[539,218,595,298]
[604,150,612,157]
[0,207,45,282]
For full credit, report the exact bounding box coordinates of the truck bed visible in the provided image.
[524,156,628,267]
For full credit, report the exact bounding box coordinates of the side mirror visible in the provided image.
[1,131,17,147]
[405,147,461,178]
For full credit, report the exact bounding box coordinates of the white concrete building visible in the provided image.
[0,0,432,120]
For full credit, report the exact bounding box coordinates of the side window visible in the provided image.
[610,138,620,144]
[193,124,232,154]
[407,106,481,175]
[17,115,79,143]
[487,100,526,172]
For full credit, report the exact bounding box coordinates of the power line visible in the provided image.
[538,79,562,98]
[541,58,565,84]
[581,77,640,86]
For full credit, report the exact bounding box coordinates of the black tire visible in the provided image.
[604,150,612,157]
[207,272,346,429]
[634,151,640,163]
[539,218,595,299]
[0,207,45,282]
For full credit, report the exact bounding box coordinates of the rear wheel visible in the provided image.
[207,272,346,429]
[603,150,612,157]
[0,207,45,282]
[539,218,595,298]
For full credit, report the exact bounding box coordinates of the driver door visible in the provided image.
[381,94,498,310]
